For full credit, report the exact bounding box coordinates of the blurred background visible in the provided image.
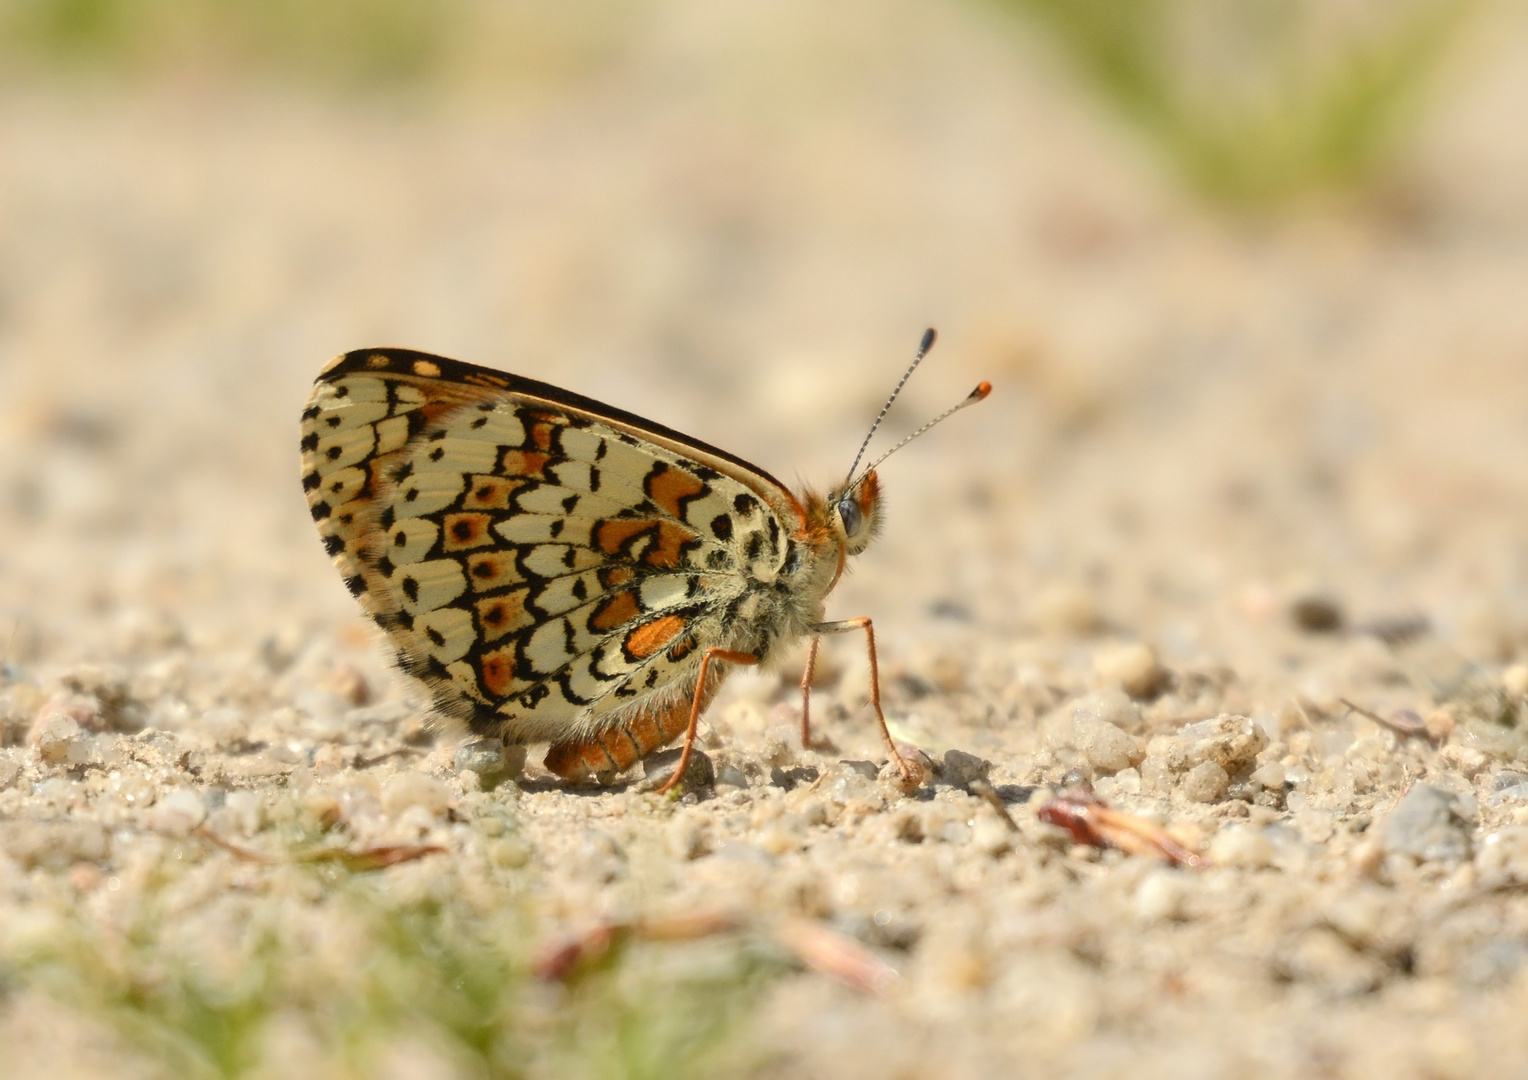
[6,4,1528,1077]
[1,0,1527,672]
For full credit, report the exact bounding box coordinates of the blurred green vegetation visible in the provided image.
[0,0,1483,204]
[0,0,630,89]
[4,853,773,1079]
[993,0,1480,206]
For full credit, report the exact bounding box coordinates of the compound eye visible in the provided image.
[838,496,862,538]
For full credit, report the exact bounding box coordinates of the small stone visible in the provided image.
[715,763,750,789]
[1181,760,1230,803]
[757,825,802,856]
[1134,868,1191,924]
[1249,762,1285,790]
[489,837,532,869]
[1071,689,1143,733]
[1290,594,1344,633]
[1295,807,1335,844]
[642,748,714,794]
[838,759,880,782]
[1207,827,1273,868]
[1073,708,1142,776]
[222,790,265,837]
[327,663,372,706]
[1475,826,1528,884]
[940,748,991,789]
[146,787,208,835]
[1282,928,1383,995]
[1503,663,1528,699]
[28,707,85,765]
[1380,784,1471,862]
[666,817,712,860]
[1424,709,1455,743]
[304,792,343,830]
[380,771,451,818]
[1141,714,1269,792]
[0,752,21,790]
[1030,582,1102,635]
[936,820,972,845]
[454,737,523,786]
[0,820,111,870]
[972,816,1013,856]
[1094,642,1165,699]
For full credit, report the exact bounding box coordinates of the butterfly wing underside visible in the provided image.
[301,348,802,773]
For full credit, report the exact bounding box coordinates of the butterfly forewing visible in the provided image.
[301,348,796,753]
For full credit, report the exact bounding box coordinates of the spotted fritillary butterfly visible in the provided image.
[301,332,987,793]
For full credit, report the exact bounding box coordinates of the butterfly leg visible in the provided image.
[657,648,758,796]
[810,617,914,785]
[799,635,822,750]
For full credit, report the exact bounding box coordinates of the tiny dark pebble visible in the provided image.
[770,764,820,790]
[927,598,972,622]
[641,747,715,793]
[1290,595,1344,633]
[839,759,879,781]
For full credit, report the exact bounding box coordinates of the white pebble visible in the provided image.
[1503,663,1528,699]
[1207,827,1273,869]
[381,771,451,818]
[1094,642,1164,699]
[1134,868,1191,924]
[1181,760,1230,803]
[146,788,207,836]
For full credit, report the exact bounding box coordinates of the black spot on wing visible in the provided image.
[710,514,732,541]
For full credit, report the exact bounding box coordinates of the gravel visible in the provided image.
[6,7,1528,1077]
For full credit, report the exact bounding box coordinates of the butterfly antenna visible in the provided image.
[843,327,939,487]
[848,377,991,489]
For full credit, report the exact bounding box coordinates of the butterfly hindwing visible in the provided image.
[301,348,796,749]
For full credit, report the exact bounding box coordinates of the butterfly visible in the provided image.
[300,330,988,794]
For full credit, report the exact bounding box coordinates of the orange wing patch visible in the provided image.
[646,463,707,519]
[590,591,641,633]
[466,551,519,591]
[594,519,697,569]
[478,647,519,698]
[463,476,522,510]
[441,512,494,552]
[499,449,549,478]
[624,614,686,660]
[476,590,531,641]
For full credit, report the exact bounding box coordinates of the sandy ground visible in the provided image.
[5,2,1528,1077]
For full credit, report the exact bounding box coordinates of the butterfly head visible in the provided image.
[828,469,883,557]
[828,328,989,563]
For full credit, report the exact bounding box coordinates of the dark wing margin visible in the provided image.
[318,347,795,506]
